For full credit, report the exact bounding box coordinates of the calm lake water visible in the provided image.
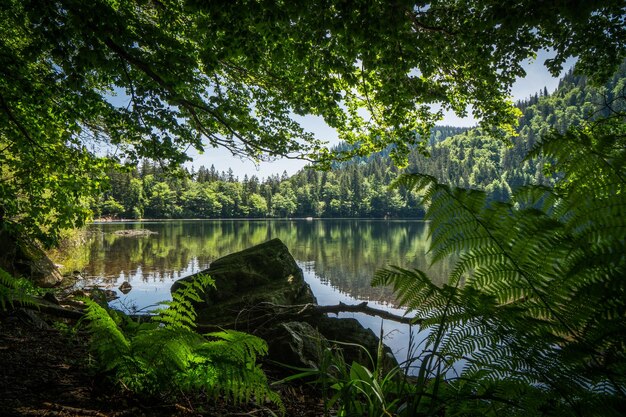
[58,219,451,363]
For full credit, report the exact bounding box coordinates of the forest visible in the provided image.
[98,64,625,219]
[1,1,625,416]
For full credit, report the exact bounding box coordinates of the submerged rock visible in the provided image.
[118,281,132,294]
[112,229,157,237]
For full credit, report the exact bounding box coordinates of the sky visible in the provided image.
[187,51,576,179]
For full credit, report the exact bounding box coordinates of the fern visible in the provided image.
[151,273,214,330]
[0,267,39,311]
[196,330,281,406]
[83,274,283,412]
[375,118,626,414]
[83,299,137,375]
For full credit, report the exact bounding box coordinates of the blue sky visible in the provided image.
[187,52,576,179]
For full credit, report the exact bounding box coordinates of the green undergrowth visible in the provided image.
[81,273,283,413]
[281,333,418,417]
[0,267,40,311]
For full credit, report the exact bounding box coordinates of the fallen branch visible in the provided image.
[245,301,419,325]
[306,301,419,325]
[196,301,420,332]
[43,402,108,417]
[14,299,85,320]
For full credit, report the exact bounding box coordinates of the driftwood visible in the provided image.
[307,301,419,325]
[197,301,420,332]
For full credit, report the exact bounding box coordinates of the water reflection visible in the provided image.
[55,219,449,309]
[52,219,455,364]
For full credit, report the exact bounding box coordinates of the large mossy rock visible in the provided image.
[171,238,395,369]
[171,238,316,326]
[0,228,62,287]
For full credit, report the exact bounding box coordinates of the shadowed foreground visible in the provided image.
[0,311,326,417]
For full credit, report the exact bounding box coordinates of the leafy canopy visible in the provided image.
[1,0,625,244]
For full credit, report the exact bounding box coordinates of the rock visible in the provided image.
[171,238,393,370]
[118,281,132,294]
[0,228,63,288]
[172,238,316,325]
[70,289,88,298]
[101,289,119,302]
[70,288,118,303]
[267,318,397,370]
[267,321,328,368]
[112,229,157,237]
[42,292,60,305]
[315,316,395,368]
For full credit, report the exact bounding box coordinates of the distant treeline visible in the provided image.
[95,62,626,219]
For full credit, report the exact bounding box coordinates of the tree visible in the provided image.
[271,193,297,218]
[145,182,178,218]
[1,0,625,244]
[126,178,146,219]
[247,193,268,218]
[180,182,221,218]
[99,196,124,219]
[217,182,243,217]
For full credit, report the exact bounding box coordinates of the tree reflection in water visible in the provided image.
[54,219,452,308]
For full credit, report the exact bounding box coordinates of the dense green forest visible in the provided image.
[98,63,626,219]
[406,63,626,194]
[96,126,464,220]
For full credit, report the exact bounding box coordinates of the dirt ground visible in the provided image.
[0,310,328,417]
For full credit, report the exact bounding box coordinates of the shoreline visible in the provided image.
[92,216,427,223]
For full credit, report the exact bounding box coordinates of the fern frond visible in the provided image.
[83,274,282,411]
[0,267,38,311]
[390,173,438,197]
[378,124,626,413]
[373,266,445,314]
[83,299,133,374]
[203,329,269,363]
[152,273,214,330]
[189,330,282,410]
[132,326,202,372]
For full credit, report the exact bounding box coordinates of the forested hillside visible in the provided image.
[98,62,626,219]
[96,126,464,219]
[405,62,626,199]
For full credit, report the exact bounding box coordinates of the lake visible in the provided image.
[55,219,450,364]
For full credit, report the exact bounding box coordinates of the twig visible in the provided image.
[42,402,108,417]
